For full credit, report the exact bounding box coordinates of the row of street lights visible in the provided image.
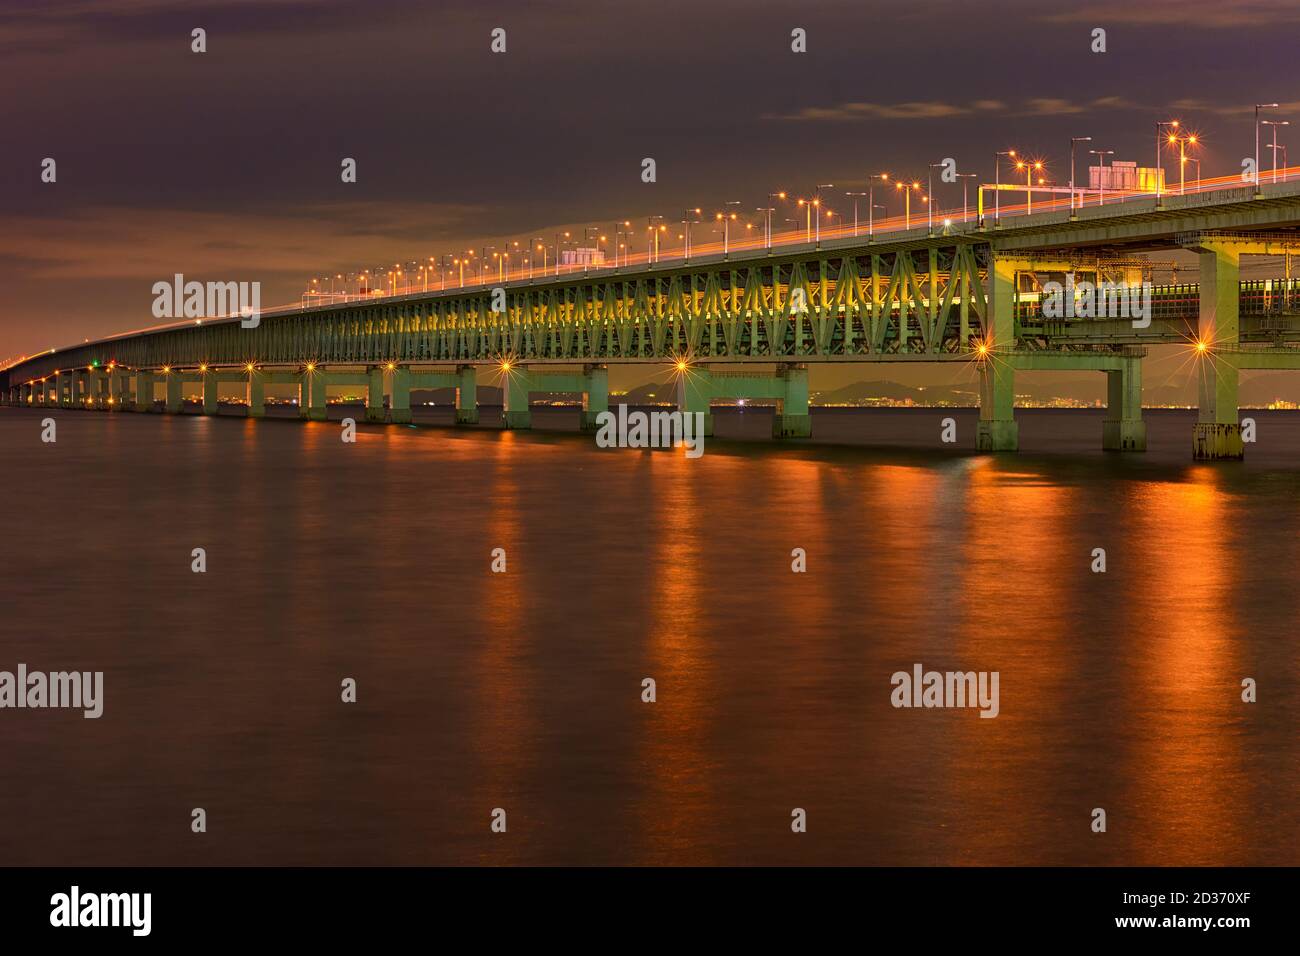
[313,111,1298,298]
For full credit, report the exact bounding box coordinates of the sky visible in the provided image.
[4,0,1300,394]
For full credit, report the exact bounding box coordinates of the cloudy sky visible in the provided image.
[3,0,1299,390]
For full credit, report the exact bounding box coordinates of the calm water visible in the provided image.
[1,404,1297,866]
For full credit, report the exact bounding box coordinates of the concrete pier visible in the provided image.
[977,255,1018,452]
[456,366,478,424]
[1103,358,1146,452]
[1192,242,1243,460]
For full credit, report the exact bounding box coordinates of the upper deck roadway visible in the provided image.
[6,174,1300,460]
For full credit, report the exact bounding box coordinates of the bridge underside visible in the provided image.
[10,187,1300,458]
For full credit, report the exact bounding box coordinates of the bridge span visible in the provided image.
[8,181,1300,459]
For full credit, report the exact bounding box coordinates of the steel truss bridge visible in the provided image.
[8,181,1300,458]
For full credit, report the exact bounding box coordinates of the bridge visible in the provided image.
[7,178,1300,459]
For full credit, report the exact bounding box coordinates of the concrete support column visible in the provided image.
[1102,357,1146,451]
[71,372,86,408]
[773,364,811,438]
[86,370,105,409]
[134,371,156,412]
[303,370,328,421]
[24,383,34,405]
[55,372,70,408]
[202,372,219,415]
[580,365,608,432]
[110,371,129,411]
[366,367,386,422]
[246,369,265,418]
[977,256,1019,451]
[502,368,531,429]
[165,374,183,414]
[455,365,479,424]
[389,367,411,423]
[1193,246,1243,460]
[676,366,713,437]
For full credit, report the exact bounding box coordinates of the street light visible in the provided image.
[799,184,833,243]
[554,231,570,275]
[1263,120,1289,183]
[681,208,702,259]
[956,173,978,222]
[1089,149,1115,205]
[869,173,889,239]
[1070,136,1092,211]
[1256,104,1280,188]
[895,180,922,229]
[763,192,787,248]
[647,216,666,263]
[844,191,867,236]
[927,162,947,235]
[1166,128,1200,195]
[613,220,633,266]
[716,201,740,255]
[1014,158,1044,214]
[1155,119,1179,202]
[815,184,833,242]
[994,150,1016,224]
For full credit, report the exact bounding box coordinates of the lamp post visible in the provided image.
[716,201,740,255]
[956,172,977,222]
[1265,146,1285,182]
[1167,129,1200,194]
[1256,103,1280,189]
[648,216,666,263]
[756,207,775,249]
[844,191,867,236]
[1089,149,1114,205]
[868,173,889,239]
[614,220,632,266]
[1014,158,1044,214]
[1155,119,1179,202]
[896,180,922,229]
[765,192,786,248]
[1070,136,1092,213]
[994,150,1016,224]
[814,184,833,243]
[927,163,946,235]
[682,208,702,259]
[554,231,570,275]
[1263,120,1289,183]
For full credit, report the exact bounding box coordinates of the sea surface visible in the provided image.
[1,404,1297,865]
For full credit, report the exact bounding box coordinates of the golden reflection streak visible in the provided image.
[954,459,1080,864]
[470,430,533,861]
[633,446,713,863]
[1123,469,1245,864]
